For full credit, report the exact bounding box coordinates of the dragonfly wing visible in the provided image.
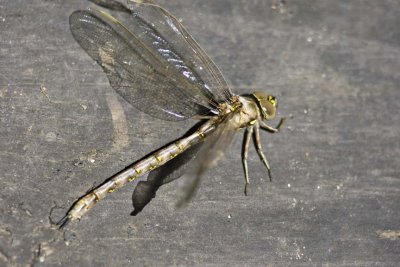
[131,141,203,215]
[88,0,132,13]
[131,114,237,213]
[70,9,214,121]
[129,0,234,104]
[175,114,237,208]
[149,142,204,185]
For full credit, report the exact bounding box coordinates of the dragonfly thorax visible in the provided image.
[223,93,278,129]
[225,95,262,129]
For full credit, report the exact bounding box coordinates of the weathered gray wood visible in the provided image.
[0,0,399,266]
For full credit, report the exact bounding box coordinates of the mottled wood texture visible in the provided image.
[0,0,399,266]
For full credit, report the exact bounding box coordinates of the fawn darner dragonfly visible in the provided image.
[58,0,284,228]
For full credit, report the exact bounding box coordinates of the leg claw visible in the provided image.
[244,182,249,196]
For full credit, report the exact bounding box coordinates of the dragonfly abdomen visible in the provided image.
[61,118,218,224]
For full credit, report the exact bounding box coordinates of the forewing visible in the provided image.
[70,9,213,121]
[88,0,132,13]
[129,0,234,104]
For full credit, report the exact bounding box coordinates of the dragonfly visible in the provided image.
[58,0,284,228]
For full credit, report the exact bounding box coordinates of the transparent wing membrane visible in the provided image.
[88,0,132,13]
[131,141,203,215]
[128,0,233,103]
[70,2,233,120]
[176,115,237,208]
[70,10,208,120]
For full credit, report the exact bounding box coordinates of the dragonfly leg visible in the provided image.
[253,122,272,181]
[260,117,285,133]
[242,126,253,195]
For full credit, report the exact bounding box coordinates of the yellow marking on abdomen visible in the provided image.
[128,168,140,182]
[196,130,205,138]
[148,165,157,171]
[108,187,115,193]
[135,168,142,175]
[155,155,163,163]
[175,142,184,152]
[92,192,100,202]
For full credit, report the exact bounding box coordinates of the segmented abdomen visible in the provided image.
[66,118,218,221]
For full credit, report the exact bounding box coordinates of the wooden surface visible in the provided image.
[0,0,399,266]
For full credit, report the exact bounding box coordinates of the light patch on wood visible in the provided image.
[376,230,400,240]
[98,47,114,72]
[106,94,130,151]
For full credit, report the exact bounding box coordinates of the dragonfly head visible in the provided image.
[252,91,278,120]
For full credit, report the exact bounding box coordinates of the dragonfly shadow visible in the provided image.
[131,121,204,216]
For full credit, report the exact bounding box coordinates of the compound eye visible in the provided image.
[262,101,275,116]
[267,95,277,107]
[252,92,278,120]
[261,96,277,120]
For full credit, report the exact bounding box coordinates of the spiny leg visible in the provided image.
[253,122,272,181]
[260,117,285,133]
[242,126,253,196]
